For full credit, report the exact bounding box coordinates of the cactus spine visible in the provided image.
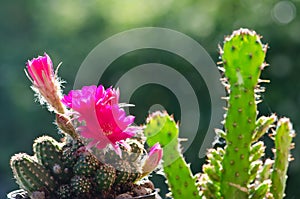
[144,112,201,199]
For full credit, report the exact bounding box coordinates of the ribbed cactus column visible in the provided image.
[220,29,267,198]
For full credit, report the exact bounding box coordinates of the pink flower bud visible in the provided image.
[26,53,64,113]
[142,143,163,174]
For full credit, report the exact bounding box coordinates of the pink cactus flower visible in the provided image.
[26,53,64,113]
[62,85,137,156]
[142,143,163,174]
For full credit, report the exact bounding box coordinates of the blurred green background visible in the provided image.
[1,0,300,198]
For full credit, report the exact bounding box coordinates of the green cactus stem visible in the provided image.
[33,136,63,168]
[220,28,267,198]
[270,118,295,199]
[10,153,58,194]
[144,111,200,199]
[33,136,70,183]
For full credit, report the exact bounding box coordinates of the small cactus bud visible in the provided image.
[25,53,64,113]
[142,143,162,175]
[55,114,78,139]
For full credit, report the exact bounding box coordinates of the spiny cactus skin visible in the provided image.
[56,184,71,199]
[270,118,295,199]
[61,139,85,168]
[144,111,201,199]
[73,153,99,177]
[70,175,92,197]
[219,28,267,199]
[33,136,70,183]
[95,164,116,191]
[10,153,58,195]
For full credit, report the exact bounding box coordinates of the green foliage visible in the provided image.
[144,111,201,199]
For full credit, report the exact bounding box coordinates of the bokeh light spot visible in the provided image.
[272,1,296,24]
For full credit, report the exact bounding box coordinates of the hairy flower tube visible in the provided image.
[62,85,138,156]
[26,53,64,113]
[142,143,163,176]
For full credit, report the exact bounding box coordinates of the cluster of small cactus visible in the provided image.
[10,52,161,199]
[10,134,155,199]
[143,28,295,199]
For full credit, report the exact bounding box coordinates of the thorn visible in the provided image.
[218,66,225,72]
[221,96,229,100]
[218,44,224,54]
[255,100,263,104]
[258,79,270,83]
[55,62,63,77]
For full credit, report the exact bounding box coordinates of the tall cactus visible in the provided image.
[141,28,295,199]
[219,28,267,198]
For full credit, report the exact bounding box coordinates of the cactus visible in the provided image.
[70,175,92,197]
[73,153,99,177]
[270,118,295,199]
[142,28,295,199]
[10,153,58,194]
[56,184,71,199]
[144,112,201,199]
[218,29,266,198]
[33,136,70,183]
[95,164,116,191]
[197,28,295,199]
[10,134,157,198]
